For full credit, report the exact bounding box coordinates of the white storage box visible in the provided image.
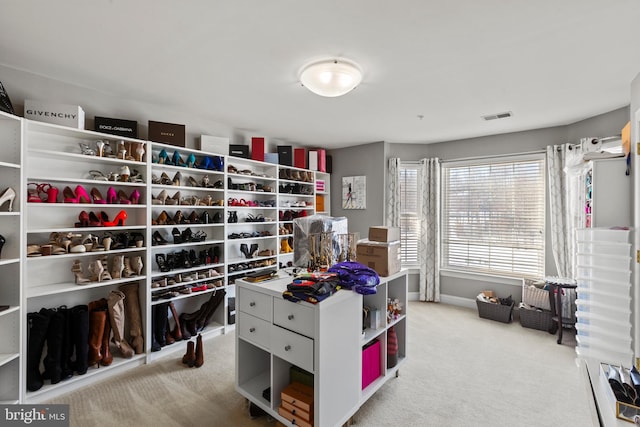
[576,266,631,284]
[575,228,630,243]
[24,99,85,129]
[576,241,631,257]
[576,253,630,271]
[199,134,229,155]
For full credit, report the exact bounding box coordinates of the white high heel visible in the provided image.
[0,187,16,212]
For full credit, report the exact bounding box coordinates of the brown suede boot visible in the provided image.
[194,334,204,368]
[168,302,183,341]
[107,290,134,358]
[182,340,195,367]
[101,313,113,366]
[119,283,144,354]
[87,310,106,366]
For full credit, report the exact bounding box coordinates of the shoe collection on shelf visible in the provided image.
[0,113,329,403]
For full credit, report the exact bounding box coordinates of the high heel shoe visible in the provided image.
[91,187,107,204]
[88,259,105,282]
[63,185,91,203]
[186,153,197,168]
[165,191,180,206]
[152,230,169,246]
[79,142,96,156]
[117,190,133,204]
[172,172,182,186]
[172,227,182,244]
[71,260,90,284]
[158,149,171,165]
[156,254,170,272]
[172,151,185,167]
[0,187,16,211]
[152,189,169,205]
[102,210,128,227]
[106,187,117,204]
[111,255,125,279]
[198,157,213,170]
[75,211,90,227]
[0,234,5,258]
[130,256,143,275]
[129,189,141,204]
[212,156,224,171]
[134,143,145,162]
[187,176,199,187]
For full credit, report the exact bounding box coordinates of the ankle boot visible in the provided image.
[154,303,168,347]
[107,291,134,358]
[70,304,89,375]
[194,334,204,368]
[26,311,50,391]
[111,255,125,279]
[120,283,144,354]
[182,340,195,367]
[41,307,65,384]
[168,302,183,341]
[122,257,133,278]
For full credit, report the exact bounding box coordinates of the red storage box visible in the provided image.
[294,148,307,169]
[251,137,265,161]
[362,339,381,389]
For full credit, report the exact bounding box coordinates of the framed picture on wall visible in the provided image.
[342,175,366,209]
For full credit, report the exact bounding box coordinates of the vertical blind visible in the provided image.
[399,164,420,265]
[441,157,545,278]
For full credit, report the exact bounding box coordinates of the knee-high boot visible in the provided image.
[196,290,226,331]
[41,307,65,384]
[153,303,168,348]
[70,304,89,375]
[57,305,74,380]
[101,310,113,366]
[107,290,134,358]
[120,283,144,354]
[26,311,49,392]
[87,300,106,366]
[168,302,183,341]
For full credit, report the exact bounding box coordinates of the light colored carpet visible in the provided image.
[46,302,592,427]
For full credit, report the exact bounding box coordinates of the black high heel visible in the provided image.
[250,243,259,258]
[0,234,5,258]
[213,212,222,223]
[172,227,182,244]
[156,254,170,272]
[213,246,220,263]
[200,211,210,224]
[240,243,250,259]
[181,228,193,243]
[152,230,168,246]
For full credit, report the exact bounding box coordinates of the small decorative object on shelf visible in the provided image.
[387,298,403,322]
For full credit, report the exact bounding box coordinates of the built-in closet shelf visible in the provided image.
[0,212,20,217]
[27,276,147,299]
[146,323,225,362]
[27,248,145,261]
[151,263,225,279]
[27,177,146,187]
[151,184,224,191]
[0,161,20,169]
[153,224,224,230]
[27,226,144,234]
[150,240,225,250]
[29,149,146,166]
[0,306,20,317]
[0,258,20,266]
[0,353,19,368]
[151,287,224,306]
[26,203,146,209]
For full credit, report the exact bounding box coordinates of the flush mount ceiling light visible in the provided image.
[299,58,362,97]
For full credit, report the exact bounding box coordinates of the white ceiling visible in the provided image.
[2,0,640,149]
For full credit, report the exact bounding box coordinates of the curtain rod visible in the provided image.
[558,134,622,151]
[440,149,545,164]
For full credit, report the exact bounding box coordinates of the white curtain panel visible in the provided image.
[419,158,440,302]
[386,157,400,227]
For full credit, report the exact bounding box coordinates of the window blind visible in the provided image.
[399,165,420,265]
[442,158,545,278]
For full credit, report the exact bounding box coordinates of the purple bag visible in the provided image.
[327,261,379,295]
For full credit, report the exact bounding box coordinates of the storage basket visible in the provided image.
[519,307,554,331]
[522,282,550,311]
[476,299,514,323]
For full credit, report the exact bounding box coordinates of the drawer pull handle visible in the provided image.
[249,302,256,307]
[249,327,255,333]
[288,314,294,320]
[285,345,291,351]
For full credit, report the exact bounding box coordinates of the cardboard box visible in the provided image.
[251,137,265,161]
[148,120,185,147]
[229,144,249,158]
[95,116,138,138]
[356,240,401,277]
[199,135,229,155]
[25,100,85,129]
[294,148,307,169]
[278,145,293,166]
[369,226,400,243]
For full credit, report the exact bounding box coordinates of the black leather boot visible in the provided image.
[154,303,168,348]
[41,307,65,384]
[70,305,89,375]
[57,305,74,380]
[26,311,50,391]
[196,290,226,331]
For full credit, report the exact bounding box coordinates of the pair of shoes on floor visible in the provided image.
[182,334,204,368]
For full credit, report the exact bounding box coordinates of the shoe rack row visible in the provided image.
[2,114,329,403]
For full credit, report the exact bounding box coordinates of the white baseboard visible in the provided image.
[408,292,476,310]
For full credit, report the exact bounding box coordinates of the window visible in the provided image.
[399,163,420,266]
[441,156,545,278]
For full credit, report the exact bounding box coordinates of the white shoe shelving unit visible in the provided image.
[3,115,330,402]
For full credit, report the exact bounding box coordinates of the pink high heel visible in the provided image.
[106,187,117,204]
[63,185,91,203]
[129,189,141,204]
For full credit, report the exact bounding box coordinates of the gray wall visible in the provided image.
[330,107,630,302]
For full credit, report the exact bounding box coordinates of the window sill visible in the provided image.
[439,268,523,286]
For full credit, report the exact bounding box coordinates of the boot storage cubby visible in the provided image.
[23,121,149,402]
[0,111,23,404]
[235,271,408,427]
[148,142,228,359]
[225,157,280,284]
[8,114,330,403]
[277,165,315,266]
